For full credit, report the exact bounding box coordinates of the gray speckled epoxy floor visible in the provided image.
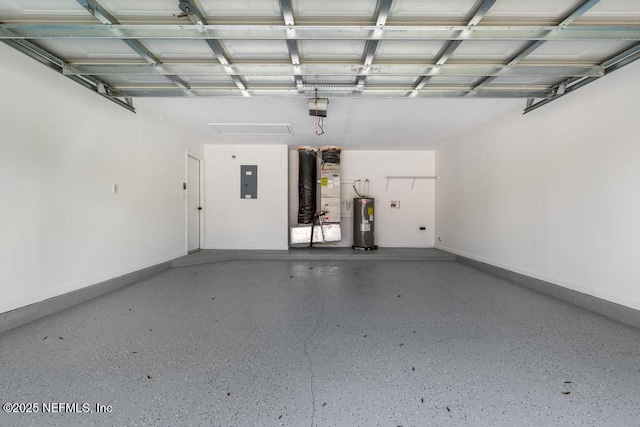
[1,259,640,427]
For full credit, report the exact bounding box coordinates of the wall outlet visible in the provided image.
[390,200,400,209]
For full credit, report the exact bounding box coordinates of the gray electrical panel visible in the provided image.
[241,165,257,199]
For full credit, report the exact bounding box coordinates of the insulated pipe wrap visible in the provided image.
[321,146,342,164]
[297,149,317,224]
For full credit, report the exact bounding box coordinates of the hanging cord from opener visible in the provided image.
[314,88,324,136]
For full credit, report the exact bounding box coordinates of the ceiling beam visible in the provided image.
[410,0,498,96]
[179,1,249,94]
[438,0,498,62]
[434,40,463,66]
[469,0,602,92]
[355,0,394,87]
[1,24,637,41]
[75,0,191,94]
[279,0,295,26]
[2,38,135,112]
[558,0,602,27]
[524,41,640,113]
[277,0,304,90]
[468,40,548,90]
[466,0,499,26]
[63,62,605,78]
[107,85,551,99]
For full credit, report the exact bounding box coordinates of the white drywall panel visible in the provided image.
[0,42,203,314]
[435,59,640,311]
[203,145,288,249]
[289,150,435,247]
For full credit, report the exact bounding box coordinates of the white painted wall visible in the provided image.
[289,150,435,247]
[0,43,203,314]
[435,60,640,311]
[203,145,288,249]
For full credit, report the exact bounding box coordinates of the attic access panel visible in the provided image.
[209,123,293,135]
[0,0,638,113]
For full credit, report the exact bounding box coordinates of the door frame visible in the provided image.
[186,154,202,253]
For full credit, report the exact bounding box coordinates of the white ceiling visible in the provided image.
[1,0,638,149]
[134,96,523,149]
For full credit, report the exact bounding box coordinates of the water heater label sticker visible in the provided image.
[333,176,340,185]
[370,215,374,221]
[368,207,374,216]
[321,177,328,186]
[361,224,371,232]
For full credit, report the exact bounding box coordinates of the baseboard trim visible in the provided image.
[457,255,640,330]
[0,262,171,334]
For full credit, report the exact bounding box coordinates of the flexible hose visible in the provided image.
[321,148,341,164]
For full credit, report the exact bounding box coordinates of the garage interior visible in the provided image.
[1,0,639,425]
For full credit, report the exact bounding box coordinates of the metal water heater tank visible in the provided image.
[353,197,377,249]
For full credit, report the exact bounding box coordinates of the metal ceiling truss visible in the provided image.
[1,0,638,113]
[106,87,551,99]
[470,0,602,98]
[411,0,498,97]
[277,0,304,92]
[1,24,638,41]
[75,0,191,96]
[524,41,640,114]
[1,38,134,112]
[62,63,605,78]
[354,0,393,90]
[177,0,250,95]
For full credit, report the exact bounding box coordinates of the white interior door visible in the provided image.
[187,156,201,252]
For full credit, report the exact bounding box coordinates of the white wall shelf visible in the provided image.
[384,176,440,190]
